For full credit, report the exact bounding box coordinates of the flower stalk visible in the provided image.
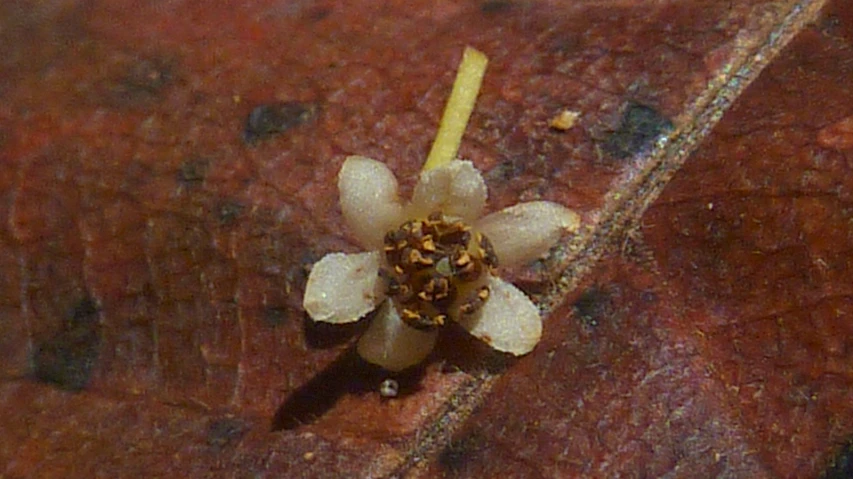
[423,47,489,172]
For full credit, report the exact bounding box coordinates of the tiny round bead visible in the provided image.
[379,378,399,398]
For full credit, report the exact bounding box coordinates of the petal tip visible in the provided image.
[411,159,487,220]
[455,276,543,356]
[357,300,438,371]
[554,204,581,232]
[302,252,384,324]
[476,201,581,267]
[337,156,404,249]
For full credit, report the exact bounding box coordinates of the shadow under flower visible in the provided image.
[271,344,428,431]
[274,313,519,431]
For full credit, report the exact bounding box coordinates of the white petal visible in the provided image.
[475,201,580,267]
[410,160,487,221]
[303,251,384,324]
[338,156,405,249]
[454,276,542,355]
[357,299,438,371]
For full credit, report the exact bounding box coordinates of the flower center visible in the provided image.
[382,212,498,330]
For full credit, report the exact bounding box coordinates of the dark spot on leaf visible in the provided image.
[123,58,172,95]
[207,417,247,449]
[32,296,101,391]
[263,307,290,327]
[481,0,513,14]
[216,199,244,225]
[71,297,99,322]
[439,431,485,474]
[177,158,210,187]
[572,287,612,328]
[271,348,425,431]
[640,291,658,303]
[548,33,581,55]
[818,14,842,39]
[102,56,174,107]
[306,6,331,22]
[603,102,673,159]
[243,101,317,144]
[822,438,853,479]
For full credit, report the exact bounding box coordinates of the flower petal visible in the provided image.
[338,156,405,249]
[303,251,384,324]
[475,201,580,267]
[357,299,438,371]
[410,160,487,221]
[454,275,542,355]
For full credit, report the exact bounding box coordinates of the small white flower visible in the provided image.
[303,156,580,371]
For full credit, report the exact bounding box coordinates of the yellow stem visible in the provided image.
[423,47,489,172]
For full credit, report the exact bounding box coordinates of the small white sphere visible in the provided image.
[379,378,399,398]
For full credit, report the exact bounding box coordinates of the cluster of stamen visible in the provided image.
[382,212,498,330]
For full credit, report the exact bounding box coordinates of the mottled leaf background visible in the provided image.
[1,0,852,478]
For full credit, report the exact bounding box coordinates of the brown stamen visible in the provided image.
[383,213,495,329]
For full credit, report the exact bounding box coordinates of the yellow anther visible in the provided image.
[408,249,434,266]
[421,236,436,252]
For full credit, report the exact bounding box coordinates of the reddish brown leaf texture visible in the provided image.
[1,0,850,477]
